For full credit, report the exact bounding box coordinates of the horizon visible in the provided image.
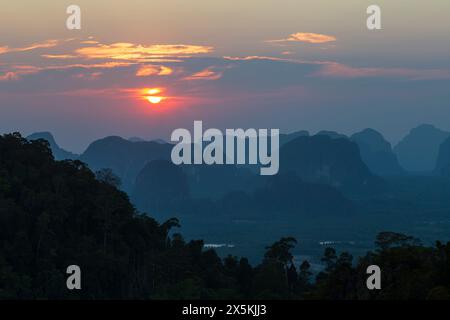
[16,122,448,155]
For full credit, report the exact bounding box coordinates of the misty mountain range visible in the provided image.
[27,123,450,182]
[24,124,450,220]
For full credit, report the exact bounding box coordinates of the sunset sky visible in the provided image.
[1,0,450,152]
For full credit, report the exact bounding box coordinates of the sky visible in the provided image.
[1,0,450,152]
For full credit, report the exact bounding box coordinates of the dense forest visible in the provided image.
[1,133,450,299]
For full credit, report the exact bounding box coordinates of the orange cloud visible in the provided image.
[0,40,59,55]
[0,38,210,81]
[54,61,133,69]
[184,68,222,81]
[136,65,173,76]
[268,32,336,44]
[80,40,99,44]
[76,42,214,60]
[42,54,78,59]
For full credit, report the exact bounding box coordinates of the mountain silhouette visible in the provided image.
[182,163,261,199]
[280,130,310,146]
[218,174,355,219]
[128,136,146,142]
[128,137,169,144]
[26,132,78,160]
[316,130,347,140]
[434,136,450,176]
[131,159,355,221]
[131,160,189,216]
[280,135,384,192]
[153,138,169,144]
[351,128,404,175]
[394,124,450,172]
[79,136,172,192]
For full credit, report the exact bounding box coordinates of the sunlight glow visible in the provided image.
[148,88,161,95]
[143,87,166,104]
[147,96,164,104]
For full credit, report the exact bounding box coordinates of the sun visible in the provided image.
[147,96,163,104]
[143,87,166,104]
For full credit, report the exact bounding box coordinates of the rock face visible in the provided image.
[79,136,172,192]
[27,132,78,160]
[394,124,450,173]
[351,128,404,176]
[279,135,384,193]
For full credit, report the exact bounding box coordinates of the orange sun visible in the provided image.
[141,88,167,104]
[143,87,165,104]
[147,96,163,104]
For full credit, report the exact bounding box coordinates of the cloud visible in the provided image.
[0,38,210,81]
[0,61,133,82]
[0,65,41,81]
[76,42,214,60]
[2,35,448,106]
[42,54,78,59]
[136,65,173,76]
[50,61,133,70]
[268,32,336,44]
[184,68,222,81]
[0,40,59,55]
[80,40,99,45]
[224,55,293,62]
